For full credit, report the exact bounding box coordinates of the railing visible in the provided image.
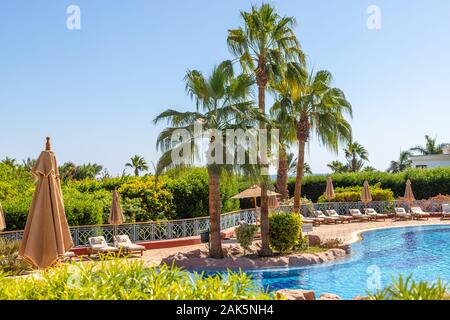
[0,200,447,246]
[0,209,257,246]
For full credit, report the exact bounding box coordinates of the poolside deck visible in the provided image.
[140,218,450,266]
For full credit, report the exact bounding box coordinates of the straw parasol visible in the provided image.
[361,180,372,208]
[19,137,73,269]
[404,179,415,209]
[231,185,280,208]
[109,190,124,237]
[0,203,6,232]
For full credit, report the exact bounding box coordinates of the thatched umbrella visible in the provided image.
[109,190,124,237]
[231,185,280,209]
[19,137,73,269]
[361,180,372,208]
[0,204,6,232]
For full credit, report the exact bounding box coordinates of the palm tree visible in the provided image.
[286,153,312,176]
[59,162,77,181]
[388,150,412,173]
[228,3,305,256]
[1,157,17,167]
[153,62,259,259]
[274,70,352,213]
[327,160,348,174]
[362,166,378,172]
[271,101,297,201]
[126,156,149,177]
[22,158,36,172]
[410,135,446,155]
[344,140,369,172]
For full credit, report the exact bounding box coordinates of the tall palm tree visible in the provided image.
[227,3,305,256]
[410,135,446,155]
[271,100,297,201]
[126,156,149,177]
[344,140,369,172]
[275,70,352,213]
[327,160,348,174]
[388,150,412,173]
[154,61,259,259]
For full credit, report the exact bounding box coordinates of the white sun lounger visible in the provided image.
[114,235,146,256]
[442,204,450,220]
[410,207,430,220]
[394,207,412,221]
[325,209,353,223]
[88,236,120,256]
[348,209,372,222]
[364,208,388,221]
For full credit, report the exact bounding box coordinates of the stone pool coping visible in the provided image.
[347,221,450,245]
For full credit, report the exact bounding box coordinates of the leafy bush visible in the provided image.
[288,167,450,202]
[165,168,239,219]
[62,187,108,226]
[269,212,302,253]
[317,183,394,203]
[0,259,273,300]
[369,274,449,300]
[118,176,175,221]
[0,239,31,276]
[235,223,258,254]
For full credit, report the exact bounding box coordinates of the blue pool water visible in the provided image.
[239,225,450,299]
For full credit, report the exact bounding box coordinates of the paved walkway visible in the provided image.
[141,218,450,266]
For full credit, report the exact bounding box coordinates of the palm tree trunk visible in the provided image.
[257,73,272,257]
[208,166,223,259]
[135,168,139,177]
[293,140,306,213]
[276,147,288,200]
[293,116,309,213]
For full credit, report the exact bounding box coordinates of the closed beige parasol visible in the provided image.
[19,137,73,269]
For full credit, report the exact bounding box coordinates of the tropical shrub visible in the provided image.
[0,259,273,300]
[0,239,31,276]
[269,212,302,253]
[369,274,449,300]
[317,183,394,203]
[235,223,258,254]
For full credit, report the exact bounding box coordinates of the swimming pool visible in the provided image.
[243,225,450,299]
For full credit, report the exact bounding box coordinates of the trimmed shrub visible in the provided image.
[317,183,394,203]
[62,187,107,226]
[269,212,302,253]
[235,223,258,254]
[288,167,450,202]
[165,167,239,219]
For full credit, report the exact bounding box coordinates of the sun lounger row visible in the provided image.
[88,235,146,256]
[301,204,450,225]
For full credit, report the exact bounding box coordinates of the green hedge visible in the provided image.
[288,167,450,202]
[317,183,394,203]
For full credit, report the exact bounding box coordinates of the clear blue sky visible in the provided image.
[1,0,449,175]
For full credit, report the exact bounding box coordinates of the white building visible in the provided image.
[410,144,450,169]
